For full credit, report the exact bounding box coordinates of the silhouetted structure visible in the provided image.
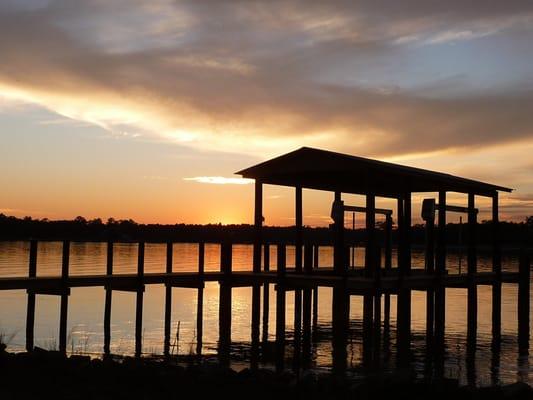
[1,147,530,384]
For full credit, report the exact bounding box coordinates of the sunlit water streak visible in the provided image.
[0,241,530,386]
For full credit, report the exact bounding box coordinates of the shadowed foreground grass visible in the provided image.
[0,345,531,400]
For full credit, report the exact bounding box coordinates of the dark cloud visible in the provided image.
[1,0,532,156]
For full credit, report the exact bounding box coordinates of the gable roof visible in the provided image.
[236,147,512,197]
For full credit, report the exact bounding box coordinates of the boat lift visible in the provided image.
[331,199,393,270]
[421,198,478,273]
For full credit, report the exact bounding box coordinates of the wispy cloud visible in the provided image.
[184,176,254,185]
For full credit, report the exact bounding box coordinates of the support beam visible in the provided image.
[103,241,113,356]
[26,240,37,352]
[164,242,173,358]
[253,181,263,273]
[365,193,376,278]
[403,193,412,275]
[332,192,345,275]
[295,186,303,273]
[467,193,477,276]
[304,243,313,274]
[492,193,502,344]
[384,214,392,271]
[59,240,70,354]
[135,242,145,358]
[437,191,447,275]
[275,285,286,372]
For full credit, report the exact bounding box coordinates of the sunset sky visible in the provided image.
[1,0,532,226]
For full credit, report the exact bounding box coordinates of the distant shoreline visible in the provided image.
[1,213,532,248]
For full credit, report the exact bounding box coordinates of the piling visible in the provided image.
[25,240,37,352]
[135,242,145,358]
[103,241,113,356]
[59,240,70,355]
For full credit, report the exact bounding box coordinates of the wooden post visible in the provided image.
[404,193,412,275]
[219,241,232,365]
[424,199,436,349]
[518,251,530,355]
[59,240,70,355]
[492,193,501,344]
[277,244,286,278]
[26,240,38,352]
[164,242,173,358]
[104,241,113,356]
[253,181,263,273]
[295,186,303,273]
[435,191,447,371]
[262,245,270,347]
[263,243,270,272]
[437,191,447,275]
[221,242,232,275]
[304,243,313,274]
[275,284,286,372]
[385,214,392,271]
[135,242,145,358]
[467,193,477,277]
[333,192,345,275]
[467,194,477,354]
[198,242,205,274]
[365,193,376,278]
[312,287,318,341]
[313,244,319,269]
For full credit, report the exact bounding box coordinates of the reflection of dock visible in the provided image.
[1,147,531,386]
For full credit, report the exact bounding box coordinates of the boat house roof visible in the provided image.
[237,147,512,198]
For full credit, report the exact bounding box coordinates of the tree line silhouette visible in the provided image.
[0,213,531,247]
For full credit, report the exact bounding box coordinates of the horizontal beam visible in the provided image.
[343,205,392,216]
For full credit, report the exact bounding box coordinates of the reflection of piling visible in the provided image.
[251,284,261,369]
[262,244,270,349]
[396,289,411,367]
[362,295,374,366]
[103,241,113,356]
[218,242,232,366]
[275,245,286,372]
[302,288,312,368]
[518,251,530,355]
[275,287,286,372]
[25,240,38,352]
[331,284,349,375]
[293,289,302,373]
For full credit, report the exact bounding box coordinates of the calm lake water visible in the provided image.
[0,241,530,386]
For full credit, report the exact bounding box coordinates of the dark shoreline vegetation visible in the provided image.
[1,346,531,400]
[1,214,532,247]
